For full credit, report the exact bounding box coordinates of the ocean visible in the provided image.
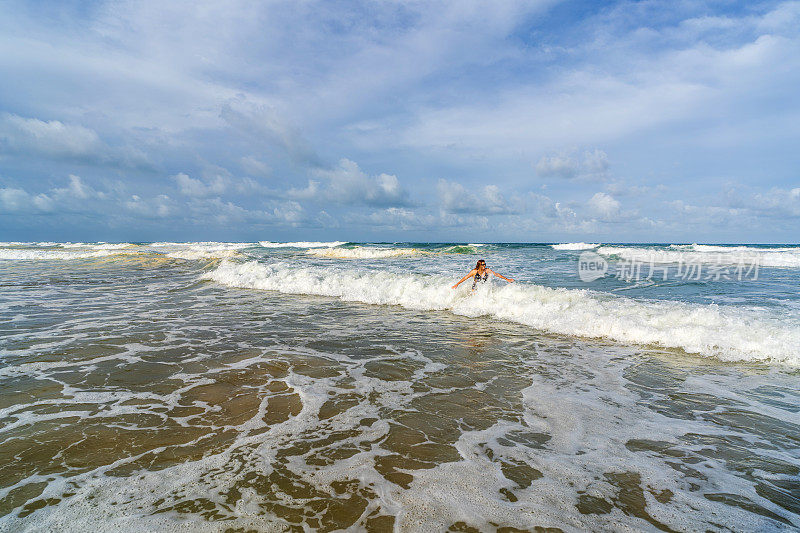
[0,241,798,531]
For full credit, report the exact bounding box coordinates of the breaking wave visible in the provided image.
[259,241,347,248]
[597,245,800,268]
[442,245,478,254]
[0,242,247,261]
[0,249,140,261]
[203,261,800,366]
[551,242,600,250]
[307,246,424,259]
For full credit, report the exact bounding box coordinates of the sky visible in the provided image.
[0,0,799,243]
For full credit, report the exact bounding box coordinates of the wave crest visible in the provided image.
[551,243,600,250]
[203,261,800,366]
[307,247,423,259]
[598,245,800,268]
[259,241,347,248]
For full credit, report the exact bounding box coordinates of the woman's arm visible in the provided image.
[488,269,514,283]
[452,269,477,289]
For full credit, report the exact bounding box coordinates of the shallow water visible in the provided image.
[0,242,799,531]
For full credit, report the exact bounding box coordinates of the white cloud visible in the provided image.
[587,192,621,220]
[271,201,305,225]
[365,2,800,161]
[0,187,53,213]
[437,179,517,214]
[0,113,102,159]
[0,113,150,168]
[124,194,174,218]
[52,175,105,200]
[745,186,800,217]
[220,98,319,166]
[536,149,609,179]
[0,175,108,214]
[291,158,411,207]
[240,156,271,177]
[173,172,227,197]
[356,207,438,230]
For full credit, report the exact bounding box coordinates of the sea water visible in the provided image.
[0,241,798,531]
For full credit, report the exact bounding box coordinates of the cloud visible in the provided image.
[751,186,800,217]
[536,149,609,179]
[52,175,105,200]
[125,194,174,218]
[0,175,109,215]
[0,187,54,213]
[240,156,271,177]
[587,192,621,220]
[1,1,799,241]
[437,179,517,215]
[350,207,438,230]
[173,173,227,197]
[0,113,103,159]
[0,112,153,170]
[271,201,305,225]
[290,158,411,207]
[725,184,800,218]
[220,98,320,167]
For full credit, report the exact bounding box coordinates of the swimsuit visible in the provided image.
[472,271,488,289]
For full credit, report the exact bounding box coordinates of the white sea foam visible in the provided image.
[259,241,347,248]
[0,241,63,247]
[307,247,424,259]
[203,261,800,366]
[60,242,135,250]
[0,242,248,261]
[165,249,241,260]
[157,243,247,260]
[598,244,800,268]
[551,242,600,250]
[0,249,140,261]
[672,243,800,252]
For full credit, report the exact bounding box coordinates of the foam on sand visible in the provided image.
[204,260,800,366]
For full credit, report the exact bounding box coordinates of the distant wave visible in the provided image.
[598,244,800,268]
[307,246,423,259]
[60,242,135,250]
[259,241,347,248]
[441,245,478,254]
[308,245,479,259]
[164,250,241,260]
[0,249,141,261]
[0,242,135,249]
[0,242,246,261]
[204,261,800,366]
[551,242,600,250]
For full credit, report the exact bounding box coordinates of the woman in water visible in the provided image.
[451,259,514,290]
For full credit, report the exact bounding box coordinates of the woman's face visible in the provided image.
[478,261,486,270]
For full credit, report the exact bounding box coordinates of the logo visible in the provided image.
[578,251,607,282]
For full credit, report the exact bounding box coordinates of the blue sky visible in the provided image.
[1,0,798,243]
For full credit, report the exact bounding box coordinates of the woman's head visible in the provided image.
[475,259,486,270]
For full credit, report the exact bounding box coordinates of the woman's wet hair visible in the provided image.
[475,259,486,270]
